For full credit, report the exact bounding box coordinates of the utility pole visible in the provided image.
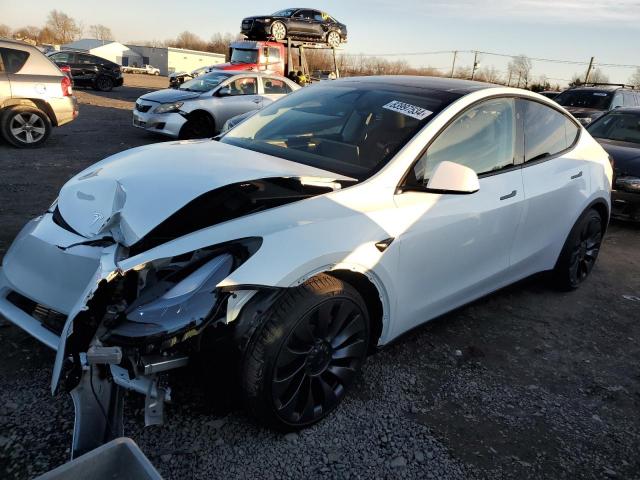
[584,56,595,84]
[470,51,479,80]
[450,50,457,78]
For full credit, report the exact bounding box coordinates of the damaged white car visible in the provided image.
[0,76,612,457]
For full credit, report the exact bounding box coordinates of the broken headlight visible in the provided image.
[616,176,640,193]
[102,238,261,348]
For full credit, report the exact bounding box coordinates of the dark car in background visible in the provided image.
[587,107,640,221]
[539,90,562,100]
[47,51,123,92]
[554,83,640,126]
[241,8,347,47]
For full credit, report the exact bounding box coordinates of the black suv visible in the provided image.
[47,51,123,92]
[554,83,640,126]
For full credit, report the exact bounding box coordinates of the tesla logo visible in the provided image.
[90,213,104,226]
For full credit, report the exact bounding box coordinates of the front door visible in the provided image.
[391,97,525,338]
[214,76,263,126]
[0,49,11,103]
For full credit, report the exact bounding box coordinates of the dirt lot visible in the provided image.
[0,75,639,479]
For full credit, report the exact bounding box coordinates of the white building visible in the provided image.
[61,39,226,76]
[62,39,143,67]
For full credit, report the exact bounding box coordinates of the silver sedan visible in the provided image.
[132,71,299,139]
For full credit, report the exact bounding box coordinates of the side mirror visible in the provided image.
[217,86,231,97]
[425,161,479,194]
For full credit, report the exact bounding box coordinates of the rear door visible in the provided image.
[75,54,99,83]
[510,99,585,276]
[260,77,293,104]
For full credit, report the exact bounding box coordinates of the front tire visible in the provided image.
[0,106,52,148]
[271,21,287,41]
[326,31,341,48]
[553,208,603,290]
[179,112,215,139]
[241,274,369,430]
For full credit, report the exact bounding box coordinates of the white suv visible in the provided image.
[0,39,78,148]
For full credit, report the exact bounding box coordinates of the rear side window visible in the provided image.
[611,92,624,109]
[77,54,96,65]
[263,78,292,94]
[623,91,637,107]
[51,52,74,64]
[0,48,30,74]
[521,100,578,162]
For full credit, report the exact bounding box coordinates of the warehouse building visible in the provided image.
[60,39,226,76]
[125,44,225,76]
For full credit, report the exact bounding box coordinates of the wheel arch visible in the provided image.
[326,269,385,352]
[1,98,57,126]
[587,197,610,235]
[183,109,217,133]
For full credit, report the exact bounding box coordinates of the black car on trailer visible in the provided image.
[241,8,347,48]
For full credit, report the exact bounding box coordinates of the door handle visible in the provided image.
[570,171,583,180]
[500,190,517,201]
[252,99,261,104]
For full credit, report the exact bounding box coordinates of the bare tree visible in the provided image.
[0,24,11,38]
[37,27,57,44]
[508,54,533,87]
[46,10,82,44]
[167,31,207,51]
[588,68,609,84]
[207,33,238,55]
[13,26,40,44]
[89,24,113,41]
[630,68,640,88]
[475,66,503,84]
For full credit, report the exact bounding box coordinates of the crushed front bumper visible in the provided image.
[132,101,185,138]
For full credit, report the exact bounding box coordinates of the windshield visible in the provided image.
[231,48,259,64]
[180,72,231,92]
[555,90,613,110]
[220,83,450,179]
[587,111,640,144]
[272,9,296,17]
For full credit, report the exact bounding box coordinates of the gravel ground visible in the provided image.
[1,75,639,479]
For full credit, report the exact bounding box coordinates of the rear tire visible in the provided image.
[94,75,114,92]
[553,208,603,290]
[0,106,52,148]
[241,274,369,430]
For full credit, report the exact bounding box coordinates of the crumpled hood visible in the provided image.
[139,88,201,104]
[596,138,640,177]
[57,140,352,246]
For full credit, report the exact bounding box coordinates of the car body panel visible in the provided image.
[241,9,347,44]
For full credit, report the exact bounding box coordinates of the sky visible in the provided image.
[2,0,639,86]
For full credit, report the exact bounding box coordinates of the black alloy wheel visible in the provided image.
[241,274,370,429]
[554,208,603,289]
[272,296,368,425]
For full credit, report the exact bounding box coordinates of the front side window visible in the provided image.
[412,98,516,184]
[227,77,257,95]
[77,54,95,65]
[622,91,637,107]
[0,48,30,74]
[522,100,578,162]
[587,111,640,144]
[221,83,450,179]
[268,47,281,60]
[272,9,296,17]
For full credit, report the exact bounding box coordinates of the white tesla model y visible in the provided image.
[0,76,612,456]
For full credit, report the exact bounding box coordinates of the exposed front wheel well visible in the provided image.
[327,270,384,352]
[589,199,610,235]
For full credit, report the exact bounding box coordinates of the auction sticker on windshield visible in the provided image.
[383,100,433,120]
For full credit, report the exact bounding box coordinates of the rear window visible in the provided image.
[0,48,30,74]
[554,90,613,110]
[521,100,579,162]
